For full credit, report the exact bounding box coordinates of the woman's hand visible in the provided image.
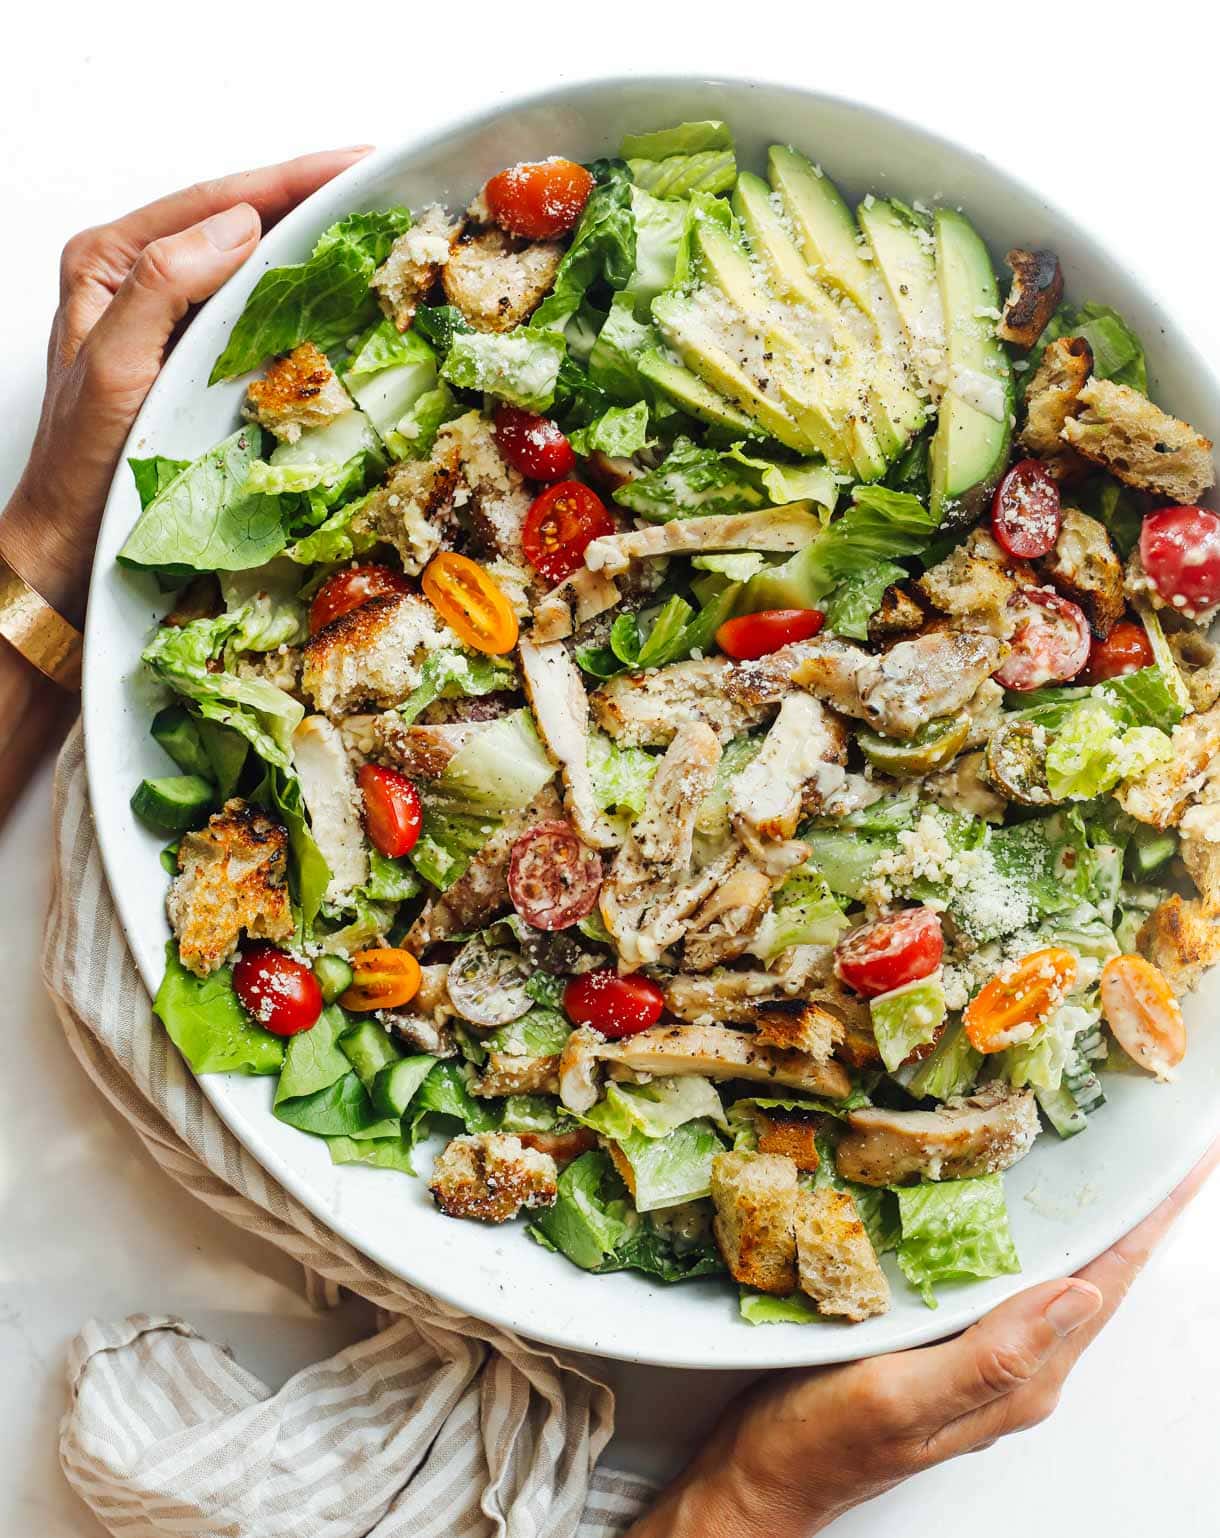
[0,146,370,625]
[631,1142,1219,1538]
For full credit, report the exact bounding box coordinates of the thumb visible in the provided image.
[79,202,261,399]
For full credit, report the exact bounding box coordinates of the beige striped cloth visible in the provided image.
[42,725,657,1537]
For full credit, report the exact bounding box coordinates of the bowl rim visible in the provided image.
[81,72,1220,1369]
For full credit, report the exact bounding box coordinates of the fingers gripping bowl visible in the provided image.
[84,79,1220,1368]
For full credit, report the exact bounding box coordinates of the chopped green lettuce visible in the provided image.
[434,709,556,814]
[441,328,566,412]
[129,455,190,508]
[581,1076,727,1141]
[397,648,516,725]
[870,973,948,1073]
[753,869,849,959]
[587,731,658,818]
[154,942,284,1076]
[895,1175,1021,1307]
[409,804,499,892]
[1028,300,1146,394]
[274,1004,350,1101]
[1045,698,1172,800]
[568,400,651,458]
[410,1061,498,1134]
[739,1290,821,1325]
[907,1019,983,1101]
[341,320,441,449]
[1004,999,1100,1094]
[217,561,306,651]
[484,1006,571,1059]
[614,436,834,522]
[210,208,411,383]
[531,160,635,333]
[252,765,331,931]
[622,186,686,318]
[588,293,655,401]
[824,561,908,641]
[611,1119,725,1211]
[622,121,737,198]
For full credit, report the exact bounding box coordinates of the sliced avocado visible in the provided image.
[651,291,820,454]
[929,208,1014,527]
[858,199,946,393]
[737,543,827,614]
[637,349,759,436]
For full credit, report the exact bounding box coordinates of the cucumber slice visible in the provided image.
[372,1055,437,1119]
[151,705,212,779]
[131,775,214,834]
[1036,1083,1088,1138]
[1129,827,1177,878]
[313,955,354,1006]
[339,1020,402,1090]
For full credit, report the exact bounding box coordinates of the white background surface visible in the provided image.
[4,5,1220,1533]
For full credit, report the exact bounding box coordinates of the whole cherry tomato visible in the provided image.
[483,158,595,239]
[993,588,1091,691]
[563,969,665,1040]
[522,481,615,585]
[233,943,322,1035]
[991,459,1062,559]
[508,821,603,931]
[422,552,519,654]
[1139,506,1220,618]
[834,907,944,998]
[358,764,423,858]
[1081,620,1154,685]
[308,564,410,635]
[494,405,576,482]
[716,608,825,660]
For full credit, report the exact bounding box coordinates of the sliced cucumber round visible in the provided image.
[130,774,214,834]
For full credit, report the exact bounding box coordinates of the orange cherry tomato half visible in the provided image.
[1081,620,1155,685]
[963,946,1078,1053]
[421,551,519,655]
[716,607,825,661]
[522,481,615,585]
[483,158,595,240]
[308,564,410,635]
[1099,954,1186,1081]
[338,948,422,1013]
[358,764,423,858]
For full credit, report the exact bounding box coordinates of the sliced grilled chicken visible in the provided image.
[730,694,847,866]
[371,716,486,779]
[531,567,622,644]
[591,657,772,747]
[558,1023,852,1115]
[834,1084,1039,1186]
[291,716,369,902]
[583,507,823,578]
[664,945,835,1024]
[518,638,617,848]
[682,856,776,971]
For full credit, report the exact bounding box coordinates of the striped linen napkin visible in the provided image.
[42,725,656,1537]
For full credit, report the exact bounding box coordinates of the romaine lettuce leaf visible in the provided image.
[622,120,737,198]
[409,803,499,891]
[622,186,686,318]
[824,561,908,641]
[252,765,331,932]
[410,1061,498,1134]
[614,436,834,522]
[434,709,556,814]
[397,648,516,725]
[273,1070,399,1140]
[581,1076,727,1141]
[484,1006,571,1059]
[611,1118,724,1211]
[362,849,421,904]
[870,973,948,1073]
[286,492,379,564]
[752,868,849,958]
[1003,999,1100,1094]
[739,1290,821,1325]
[588,293,656,401]
[1045,699,1172,800]
[532,159,636,332]
[1028,300,1146,394]
[129,455,190,509]
[153,942,284,1075]
[895,1174,1021,1307]
[217,561,307,651]
[568,400,650,458]
[341,319,441,449]
[441,328,566,412]
[587,731,658,818]
[906,1019,983,1101]
[209,208,411,383]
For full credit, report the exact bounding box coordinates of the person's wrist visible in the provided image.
[629,1457,832,1538]
[0,478,92,628]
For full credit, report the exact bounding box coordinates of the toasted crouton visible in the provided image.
[166,799,293,977]
[757,1114,822,1173]
[472,1052,562,1098]
[998,249,1063,349]
[353,436,463,573]
[915,532,1019,638]
[1181,834,1220,916]
[710,1151,799,1295]
[442,228,563,333]
[1137,895,1220,996]
[1061,378,1216,503]
[429,1133,558,1223]
[867,584,926,641]
[754,1000,842,1064]
[1020,336,1093,478]
[794,1188,891,1322]
[370,206,459,330]
[1118,702,1220,828]
[301,592,458,718]
[1166,625,1220,712]
[245,342,353,444]
[1037,507,1125,638]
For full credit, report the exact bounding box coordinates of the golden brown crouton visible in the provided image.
[710,1151,799,1295]
[301,592,456,718]
[370,206,459,330]
[472,1052,562,1098]
[1020,336,1093,479]
[245,342,353,444]
[915,533,1019,638]
[757,1114,822,1173]
[794,1188,891,1322]
[1181,834,1220,916]
[442,228,563,333]
[998,249,1063,349]
[1118,702,1220,828]
[1137,895,1220,996]
[353,437,463,574]
[517,1127,598,1166]
[166,800,293,977]
[1061,378,1216,503]
[753,1000,842,1064]
[1166,625,1220,712]
[1037,507,1125,638]
[867,584,927,641]
[429,1133,558,1223]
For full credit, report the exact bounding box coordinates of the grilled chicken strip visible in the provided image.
[730,694,847,864]
[559,1023,853,1114]
[583,507,823,578]
[834,1084,1039,1186]
[681,856,777,972]
[291,716,369,903]
[591,656,773,747]
[518,638,617,848]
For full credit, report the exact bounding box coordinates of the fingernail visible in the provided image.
[338,145,374,155]
[1044,1282,1102,1338]
[202,205,257,251]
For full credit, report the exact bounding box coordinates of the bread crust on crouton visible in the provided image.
[1020,335,1093,479]
[867,584,926,641]
[753,999,842,1064]
[1181,833,1220,916]
[301,592,456,717]
[1037,507,1125,638]
[429,1133,558,1222]
[998,249,1063,349]
[1166,625,1220,712]
[794,1187,891,1322]
[757,1113,822,1173]
[473,1051,562,1098]
[710,1151,799,1295]
[245,342,352,444]
[442,228,563,333]
[166,799,293,976]
[1061,378,1216,504]
[1138,895,1220,996]
[354,438,463,574]
[371,206,458,330]
[915,533,1019,638]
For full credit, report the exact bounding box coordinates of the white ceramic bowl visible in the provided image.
[83,77,1220,1369]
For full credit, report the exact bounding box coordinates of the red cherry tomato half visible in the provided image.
[834,907,944,999]
[358,764,423,858]
[715,607,825,660]
[991,459,1062,559]
[993,588,1091,691]
[508,820,603,931]
[563,969,665,1040]
[494,405,576,482]
[1081,620,1154,685]
[522,481,615,585]
[483,158,595,240]
[233,943,322,1035]
[309,564,410,635]
[1140,506,1220,617]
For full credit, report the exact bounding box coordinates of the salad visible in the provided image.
[120,119,1220,1324]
